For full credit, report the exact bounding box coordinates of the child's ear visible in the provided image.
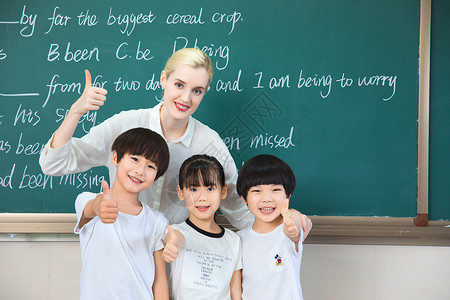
[112,150,118,167]
[240,196,248,205]
[177,185,185,201]
[220,184,228,199]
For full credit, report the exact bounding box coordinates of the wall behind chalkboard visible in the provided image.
[0,0,422,218]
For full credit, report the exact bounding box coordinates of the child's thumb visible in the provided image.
[102,180,112,201]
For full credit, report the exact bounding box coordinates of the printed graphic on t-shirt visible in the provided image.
[182,248,234,291]
[269,246,288,272]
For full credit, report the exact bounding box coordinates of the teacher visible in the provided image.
[39,48,312,233]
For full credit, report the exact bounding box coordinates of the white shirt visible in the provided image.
[168,220,242,300]
[74,192,168,300]
[237,224,304,300]
[40,102,253,229]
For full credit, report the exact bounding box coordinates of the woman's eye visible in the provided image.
[193,89,202,95]
[175,83,182,88]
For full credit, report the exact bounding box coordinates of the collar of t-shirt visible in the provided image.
[185,218,225,238]
[149,102,195,148]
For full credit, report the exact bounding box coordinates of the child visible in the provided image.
[236,154,304,300]
[74,127,170,300]
[162,154,242,300]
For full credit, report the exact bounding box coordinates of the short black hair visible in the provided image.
[179,154,225,189]
[111,127,169,180]
[236,154,296,199]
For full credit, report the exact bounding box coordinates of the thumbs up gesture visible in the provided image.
[162,225,185,263]
[94,180,119,224]
[281,198,301,244]
[70,69,107,116]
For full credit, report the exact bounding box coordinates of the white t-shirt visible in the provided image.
[168,219,242,300]
[40,102,253,229]
[237,224,304,300]
[74,192,168,300]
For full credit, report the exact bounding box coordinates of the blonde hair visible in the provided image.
[164,48,213,87]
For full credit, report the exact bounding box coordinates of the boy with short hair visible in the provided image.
[236,154,304,300]
[74,127,170,300]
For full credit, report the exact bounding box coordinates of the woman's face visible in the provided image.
[160,64,210,122]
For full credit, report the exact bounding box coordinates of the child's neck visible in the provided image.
[109,184,142,216]
[188,216,222,234]
[252,215,284,234]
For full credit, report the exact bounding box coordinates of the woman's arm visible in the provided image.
[50,70,107,149]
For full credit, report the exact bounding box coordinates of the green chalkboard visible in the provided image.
[1,0,420,217]
[429,0,450,221]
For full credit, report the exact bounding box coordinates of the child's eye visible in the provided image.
[250,188,260,193]
[147,164,156,170]
[207,186,215,191]
[189,187,197,192]
[131,156,139,162]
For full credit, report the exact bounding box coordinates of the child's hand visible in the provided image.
[94,180,119,223]
[70,70,107,116]
[162,225,180,263]
[281,199,301,244]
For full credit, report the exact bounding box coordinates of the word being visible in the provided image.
[19,5,37,37]
[15,132,45,156]
[14,103,40,127]
[55,109,97,134]
[107,8,156,36]
[173,37,229,70]
[19,165,53,190]
[44,74,82,108]
[59,171,105,190]
[250,127,295,149]
[166,7,205,25]
[116,41,153,61]
[45,6,71,34]
[358,75,397,101]
[47,42,100,63]
[211,11,242,35]
[297,70,332,98]
[0,49,6,60]
[215,70,243,92]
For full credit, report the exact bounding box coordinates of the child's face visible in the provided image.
[113,151,158,195]
[177,184,228,224]
[160,64,209,122]
[243,184,288,225]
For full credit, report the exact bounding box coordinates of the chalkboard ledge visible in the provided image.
[1,214,449,246]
